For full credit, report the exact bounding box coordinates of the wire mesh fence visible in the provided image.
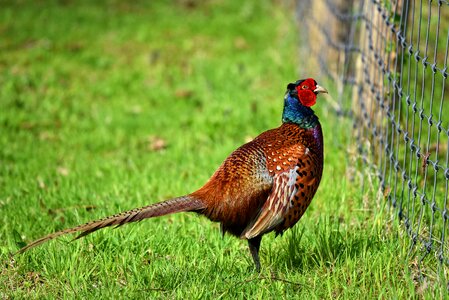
[297,0,448,290]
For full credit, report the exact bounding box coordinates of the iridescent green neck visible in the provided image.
[282,93,319,128]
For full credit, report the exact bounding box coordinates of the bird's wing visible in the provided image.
[242,165,300,239]
[240,137,323,240]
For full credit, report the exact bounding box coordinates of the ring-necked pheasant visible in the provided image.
[16,78,327,271]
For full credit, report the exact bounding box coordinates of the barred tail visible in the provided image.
[16,195,205,254]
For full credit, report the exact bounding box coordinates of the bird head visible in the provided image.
[286,78,328,107]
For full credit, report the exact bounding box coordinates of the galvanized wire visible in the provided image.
[297,0,448,290]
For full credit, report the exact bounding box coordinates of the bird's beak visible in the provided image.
[314,85,328,94]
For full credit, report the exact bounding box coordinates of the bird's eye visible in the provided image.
[302,85,308,90]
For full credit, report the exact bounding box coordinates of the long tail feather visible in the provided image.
[16,195,204,254]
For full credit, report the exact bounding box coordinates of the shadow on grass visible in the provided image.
[274,216,386,271]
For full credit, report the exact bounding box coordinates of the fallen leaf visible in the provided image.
[234,36,248,50]
[57,166,69,176]
[147,136,167,151]
[175,89,194,99]
[37,176,46,189]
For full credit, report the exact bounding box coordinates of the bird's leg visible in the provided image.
[247,236,262,272]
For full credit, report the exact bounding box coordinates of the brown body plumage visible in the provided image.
[17,78,327,271]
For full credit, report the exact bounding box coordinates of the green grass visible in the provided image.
[0,0,446,298]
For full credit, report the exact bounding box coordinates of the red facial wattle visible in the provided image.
[295,79,317,107]
[297,89,317,107]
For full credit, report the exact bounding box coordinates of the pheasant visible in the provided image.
[16,78,327,271]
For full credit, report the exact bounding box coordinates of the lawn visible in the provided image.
[0,0,443,298]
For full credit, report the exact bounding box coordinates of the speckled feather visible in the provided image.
[193,122,323,239]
